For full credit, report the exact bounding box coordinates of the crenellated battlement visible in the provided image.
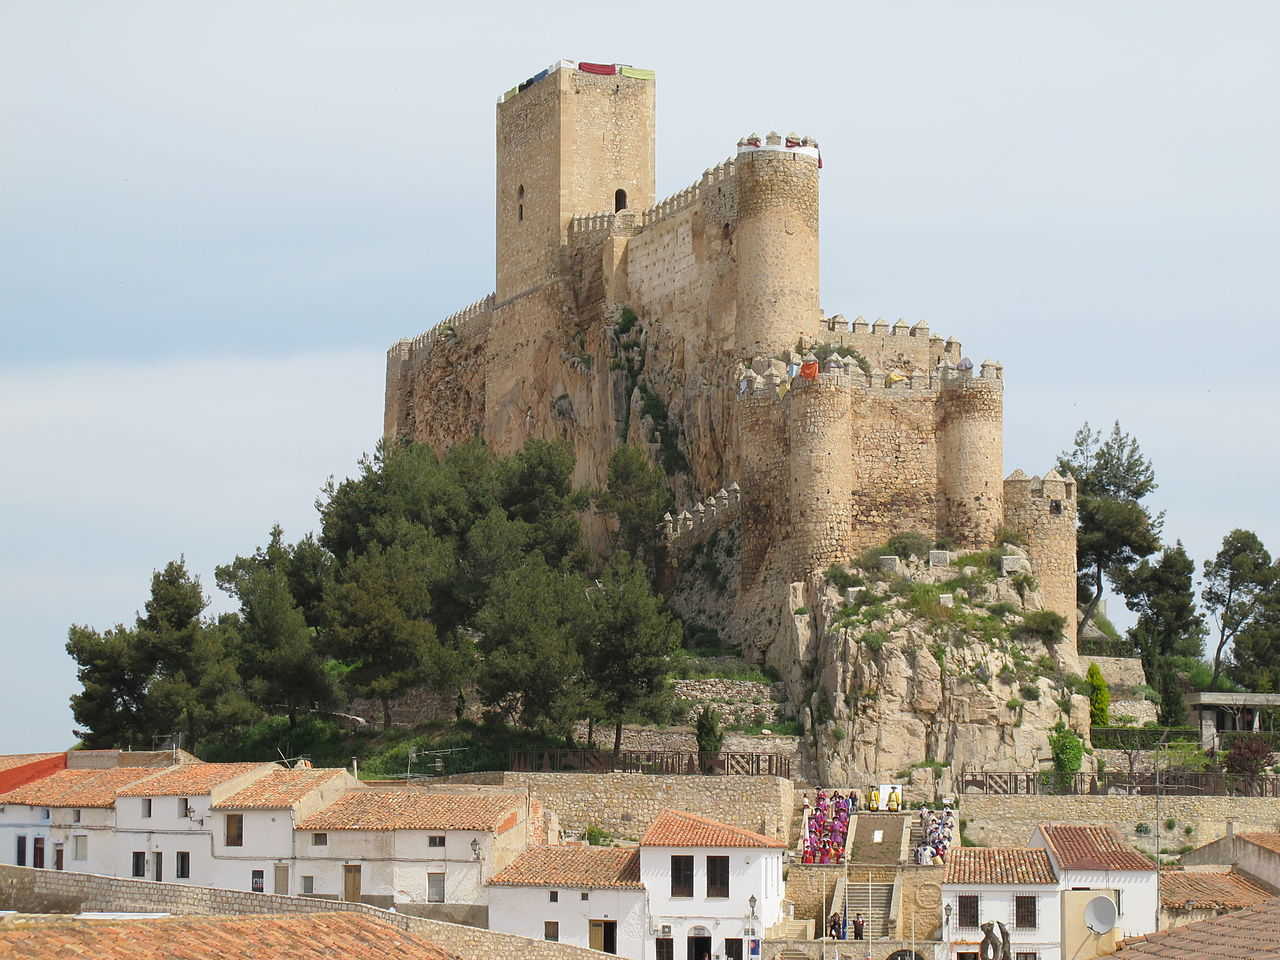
[657,482,743,554]
[734,355,1003,402]
[1004,468,1077,502]
[389,293,495,362]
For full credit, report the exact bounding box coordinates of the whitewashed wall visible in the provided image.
[942,885,1061,960]
[488,884,646,958]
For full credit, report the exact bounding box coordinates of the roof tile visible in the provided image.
[1041,824,1153,872]
[117,763,274,797]
[0,768,162,808]
[211,769,347,810]
[1116,895,1280,959]
[945,848,1058,885]
[488,846,643,889]
[297,791,522,832]
[0,753,62,774]
[1238,833,1280,856]
[1160,869,1274,910]
[0,912,461,959]
[640,809,785,848]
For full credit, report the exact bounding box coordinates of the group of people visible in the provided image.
[799,788,855,863]
[827,911,867,941]
[914,805,955,865]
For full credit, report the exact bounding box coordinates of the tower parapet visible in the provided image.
[937,362,1004,549]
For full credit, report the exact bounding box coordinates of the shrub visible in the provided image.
[614,306,638,336]
[1184,825,1193,836]
[585,824,613,846]
[793,606,809,616]
[861,630,888,653]
[1006,697,1023,711]
[1017,610,1066,642]
[988,602,1019,618]
[1135,822,1152,835]
[997,665,1017,684]
[1049,723,1084,776]
[994,526,1029,547]
[825,564,863,592]
[1011,572,1039,598]
[887,531,933,560]
[1086,662,1111,726]
[694,706,724,755]
[1020,683,1042,702]
[1163,818,1176,831]
[1225,734,1273,783]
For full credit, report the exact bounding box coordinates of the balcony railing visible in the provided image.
[508,749,791,778]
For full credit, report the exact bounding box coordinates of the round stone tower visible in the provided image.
[785,372,854,580]
[938,363,1005,549]
[734,133,821,359]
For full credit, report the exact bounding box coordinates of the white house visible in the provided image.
[112,761,279,885]
[293,789,531,924]
[1029,824,1158,939]
[207,766,356,896]
[942,846,1063,960]
[0,767,164,872]
[639,809,786,960]
[487,845,647,955]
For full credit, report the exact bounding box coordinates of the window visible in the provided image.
[132,851,146,878]
[141,798,152,818]
[32,837,44,869]
[1016,953,1039,960]
[517,185,525,222]
[251,869,265,893]
[312,833,328,847]
[958,894,979,928]
[580,891,589,901]
[178,798,189,818]
[670,855,694,898]
[71,836,87,861]
[225,814,243,847]
[302,875,315,894]
[427,835,445,848]
[958,954,980,960]
[614,188,627,212]
[1050,499,1063,515]
[724,939,743,960]
[427,872,446,903]
[40,808,50,820]
[655,939,674,960]
[72,809,81,823]
[176,851,190,879]
[706,856,730,898]
[549,890,558,902]
[16,836,26,866]
[1015,895,1037,929]
[544,921,559,942]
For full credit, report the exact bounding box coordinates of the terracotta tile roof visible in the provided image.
[211,768,347,810]
[0,768,161,808]
[1239,833,1280,856]
[945,847,1058,885]
[118,762,274,797]
[297,791,522,831]
[0,753,62,773]
[488,846,643,889]
[0,912,461,959]
[640,809,786,848]
[1040,824,1153,872]
[1160,869,1274,910]
[1116,895,1280,959]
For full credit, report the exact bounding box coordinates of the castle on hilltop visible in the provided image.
[384,59,1079,662]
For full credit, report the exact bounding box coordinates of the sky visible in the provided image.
[2,1,1277,753]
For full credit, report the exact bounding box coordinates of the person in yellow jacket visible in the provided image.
[868,786,880,812]
[887,787,901,812]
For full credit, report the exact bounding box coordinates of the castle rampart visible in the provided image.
[386,62,1080,669]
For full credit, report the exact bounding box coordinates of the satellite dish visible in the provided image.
[1084,895,1117,934]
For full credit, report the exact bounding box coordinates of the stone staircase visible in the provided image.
[842,881,895,939]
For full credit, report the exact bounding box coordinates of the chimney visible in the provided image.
[1227,820,1238,865]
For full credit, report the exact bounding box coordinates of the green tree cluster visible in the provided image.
[67,440,681,756]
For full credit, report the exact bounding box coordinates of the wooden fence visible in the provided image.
[959,769,1280,797]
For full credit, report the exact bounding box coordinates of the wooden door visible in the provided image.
[589,920,605,951]
[273,864,289,894]
[32,837,44,869]
[153,851,162,882]
[54,846,64,871]
[342,864,361,902]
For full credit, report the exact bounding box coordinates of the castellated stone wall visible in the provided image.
[937,370,1005,548]
[1003,469,1080,654]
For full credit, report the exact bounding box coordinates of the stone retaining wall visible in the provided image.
[961,795,1280,855]
[569,722,800,758]
[0,865,601,960]
[1084,656,1147,688]
[460,772,794,842]
[762,937,941,959]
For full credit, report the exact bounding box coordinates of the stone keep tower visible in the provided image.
[495,65,656,302]
[1004,468,1079,656]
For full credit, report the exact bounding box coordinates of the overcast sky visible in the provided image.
[2,1,1277,754]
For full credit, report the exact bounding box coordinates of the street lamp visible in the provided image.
[944,901,952,935]
[748,895,757,919]
[470,838,481,861]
